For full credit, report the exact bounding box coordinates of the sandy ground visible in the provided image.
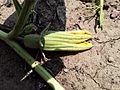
[0,0,120,90]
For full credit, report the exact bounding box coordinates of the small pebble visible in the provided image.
[63,68,69,73]
[108,57,115,63]
[110,9,120,19]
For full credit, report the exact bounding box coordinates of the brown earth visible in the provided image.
[0,0,120,90]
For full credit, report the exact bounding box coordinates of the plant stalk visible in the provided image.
[99,0,104,28]
[0,30,65,90]
[13,0,22,16]
[7,0,35,39]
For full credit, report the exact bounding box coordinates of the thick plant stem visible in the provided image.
[7,0,35,39]
[13,0,22,16]
[0,30,65,90]
[99,0,104,28]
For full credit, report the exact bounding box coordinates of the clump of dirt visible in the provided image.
[0,0,120,90]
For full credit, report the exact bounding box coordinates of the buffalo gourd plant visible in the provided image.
[0,0,93,90]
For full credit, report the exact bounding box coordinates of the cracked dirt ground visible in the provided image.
[0,0,120,90]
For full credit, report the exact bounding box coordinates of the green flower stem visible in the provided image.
[13,0,22,16]
[99,0,104,28]
[0,30,65,90]
[7,0,35,39]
